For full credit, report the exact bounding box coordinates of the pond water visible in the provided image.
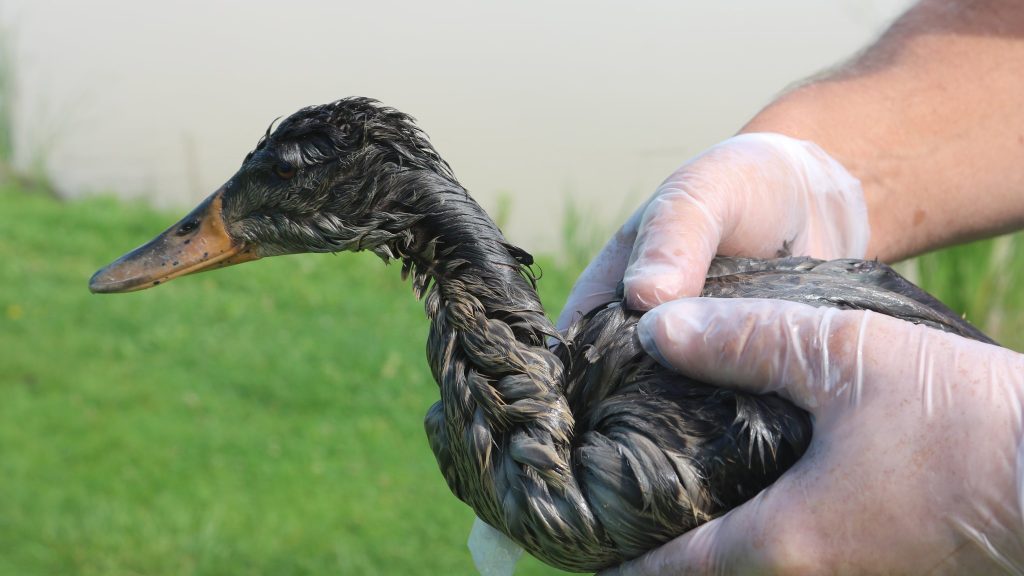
[4,0,909,251]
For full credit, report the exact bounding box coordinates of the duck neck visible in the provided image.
[394,172,577,523]
[402,178,562,386]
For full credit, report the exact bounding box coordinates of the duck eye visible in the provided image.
[274,162,297,179]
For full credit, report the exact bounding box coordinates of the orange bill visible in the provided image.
[89,190,259,293]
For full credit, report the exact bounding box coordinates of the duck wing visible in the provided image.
[703,257,993,344]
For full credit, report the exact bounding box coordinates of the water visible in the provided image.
[4,0,910,250]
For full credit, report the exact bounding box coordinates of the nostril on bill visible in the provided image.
[176,220,200,236]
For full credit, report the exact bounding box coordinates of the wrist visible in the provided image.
[740,86,905,261]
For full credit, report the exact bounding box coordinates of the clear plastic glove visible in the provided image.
[599,298,1024,575]
[468,517,523,576]
[557,133,869,331]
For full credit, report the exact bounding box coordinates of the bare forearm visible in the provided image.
[742,0,1024,261]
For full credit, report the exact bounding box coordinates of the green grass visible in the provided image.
[904,234,1024,350]
[1,184,1021,576]
[0,185,577,576]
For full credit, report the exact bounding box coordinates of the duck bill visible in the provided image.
[89,190,260,294]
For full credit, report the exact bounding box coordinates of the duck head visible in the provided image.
[90,97,452,293]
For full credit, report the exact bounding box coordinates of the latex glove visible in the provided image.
[600,298,1024,575]
[468,517,523,576]
[557,133,869,331]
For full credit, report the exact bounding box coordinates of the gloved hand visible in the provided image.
[556,133,869,331]
[599,298,1024,575]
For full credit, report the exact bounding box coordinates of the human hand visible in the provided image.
[600,298,1024,575]
[556,133,869,331]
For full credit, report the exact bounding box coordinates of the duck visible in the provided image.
[89,97,994,572]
